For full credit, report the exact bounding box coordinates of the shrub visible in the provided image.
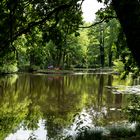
[113,59,124,74]
[0,63,18,74]
[124,95,140,123]
[109,126,136,138]
[75,129,103,140]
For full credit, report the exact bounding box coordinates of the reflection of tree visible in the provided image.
[23,104,42,130]
[97,74,104,108]
[0,101,29,139]
[106,74,114,117]
[106,75,113,105]
[45,113,64,139]
[105,75,129,123]
[0,75,40,139]
[115,94,122,108]
[0,74,88,139]
[42,76,84,139]
[0,73,134,139]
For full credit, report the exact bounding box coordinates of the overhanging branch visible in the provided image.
[13,4,71,40]
[79,16,117,28]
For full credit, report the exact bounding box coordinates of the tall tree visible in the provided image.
[99,23,105,68]
[100,0,140,67]
[0,0,83,58]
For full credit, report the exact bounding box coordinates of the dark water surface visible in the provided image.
[0,73,138,140]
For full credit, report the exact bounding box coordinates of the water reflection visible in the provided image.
[0,73,136,139]
[6,120,47,140]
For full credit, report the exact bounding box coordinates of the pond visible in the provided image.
[0,73,139,140]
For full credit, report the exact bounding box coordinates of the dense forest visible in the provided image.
[0,0,140,75]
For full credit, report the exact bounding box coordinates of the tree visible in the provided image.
[1,0,140,71]
[88,21,105,68]
[0,0,83,62]
[101,0,140,67]
[88,19,118,68]
[106,19,119,67]
[99,23,105,68]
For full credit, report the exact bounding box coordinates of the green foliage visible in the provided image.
[0,63,18,74]
[96,5,116,21]
[87,18,120,68]
[124,95,140,123]
[0,52,18,73]
[113,59,124,73]
[113,28,139,78]
[74,126,137,140]
[109,126,136,138]
[75,32,80,37]
[23,105,42,130]
[0,0,138,77]
[0,76,31,139]
[135,124,140,136]
[75,129,103,140]
[0,0,83,73]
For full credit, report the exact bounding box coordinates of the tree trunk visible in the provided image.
[98,75,104,107]
[99,24,105,68]
[112,0,140,67]
[100,45,104,68]
[108,46,112,67]
[56,45,63,68]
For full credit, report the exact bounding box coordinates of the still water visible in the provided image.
[0,73,138,140]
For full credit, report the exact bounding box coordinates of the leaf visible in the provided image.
[75,32,80,37]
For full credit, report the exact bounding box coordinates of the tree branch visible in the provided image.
[13,4,71,40]
[79,16,117,28]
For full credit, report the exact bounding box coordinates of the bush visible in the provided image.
[0,63,18,74]
[75,129,103,140]
[109,126,136,138]
[135,124,140,136]
[113,59,124,74]
[124,95,140,123]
